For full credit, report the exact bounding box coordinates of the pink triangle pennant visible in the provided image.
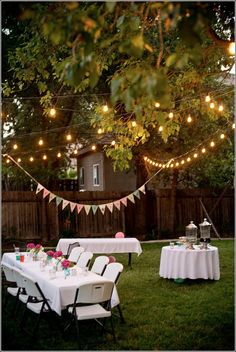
[106,203,114,213]
[70,202,77,212]
[36,183,44,194]
[62,200,69,210]
[77,204,84,214]
[42,189,50,199]
[114,200,121,210]
[120,197,128,207]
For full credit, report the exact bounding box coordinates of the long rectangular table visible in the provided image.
[2,252,119,316]
[56,237,142,266]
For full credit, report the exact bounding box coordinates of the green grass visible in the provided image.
[1,240,235,350]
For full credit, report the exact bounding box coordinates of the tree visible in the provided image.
[2,1,234,188]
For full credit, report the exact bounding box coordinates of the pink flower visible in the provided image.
[115,232,125,238]
[35,244,42,250]
[61,259,71,269]
[53,251,63,259]
[27,243,35,250]
[46,250,55,258]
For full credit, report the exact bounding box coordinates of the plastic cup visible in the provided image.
[20,254,25,262]
[15,247,20,260]
[169,242,175,248]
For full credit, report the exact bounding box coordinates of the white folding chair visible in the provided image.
[68,246,85,263]
[77,251,93,268]
[90,256,109,275]
[66,242,80,257]
[12,267,29,305]
[2,263,19,300]
[65,281,115,344]
[20,272,53,336]
[102,263,125,323]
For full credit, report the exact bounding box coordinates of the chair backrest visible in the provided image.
[2,263,16,283]
[77,252,93,268]
[68,246,85,263]
[20,272,43,300]
[90,256,109,275]
[102,262,124,284]
[75,281,114,304]
[12,267,26,289]
[66,242,80,257]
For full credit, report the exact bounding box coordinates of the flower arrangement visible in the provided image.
[46,250,55,258]
[26,243,35,251]
[53,251,63,259]
[26,243,44,253]
[61,259,75,269]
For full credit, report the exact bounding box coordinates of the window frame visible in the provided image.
[93,164,100,186]
[79,167,85,187]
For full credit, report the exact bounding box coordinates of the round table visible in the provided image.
[159,245,220,280]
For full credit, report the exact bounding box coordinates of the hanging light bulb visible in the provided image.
[91,145,96,151]
[111,140,116,146]
[73,150,78,155]
[210,141,215,147]
[209,102,215,109]
[57,152,61,158]
[102,104,109,112]
[205,95,211,103]
[228,42,235,56]
[218,104,224,112]
[158,126,163,132]
[131,120,137,127]
[6,159,10,164]
[170,164,174,168]
[29,157,34,162]
[168,112,174,119]
[17,158,21,163]
[66,134,72,141]
[202,148,206,153]
[232,123,235,129]
[97,128,103,134]
[13,143,18,150]
[220,133,225,139]
[193,153,198,158]
[49,108,56,117]
[181,160,185,164]
[187,157,191,162]
[175,162,179,167]
[155,102,160,108]
[38,138,44,146]
[187,115,192,123]
[144,156,147,161]
[42,154,47,160]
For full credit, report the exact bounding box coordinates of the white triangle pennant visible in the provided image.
[107,203,114,213]
[62,200,70,210]
[127,194,135,204]
[84,205,91,215]
[99,204,106,215]
[139,185,146,194]
[133,190,140,199]
[36,183,44,194]
[70,202,77,212]
[92,205,98,214]
[114,200,121,210]
[49,193,56,203]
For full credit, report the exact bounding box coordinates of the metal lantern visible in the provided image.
[185,221,198,249]
[199,218,211,240]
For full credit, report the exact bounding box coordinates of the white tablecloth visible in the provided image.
[2,253,119,316]
[159,245,220,280]
[56,238,142,256]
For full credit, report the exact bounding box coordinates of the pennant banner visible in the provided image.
[99,204,106,214]
[120,197,128,207]
[92,205,98,214]
[133,190,140,199]
[139,185,146,194]
[42,189,50,199]
[127,194,135,204]
[36,183,44,194]
[62,200,69,210]
[70,202,77,212]
[49,193,56,203]
[77,204,84,214]
[84,205,91,215]
[114,200,121,210]
[107,203,114,213]
[56,197,63,207]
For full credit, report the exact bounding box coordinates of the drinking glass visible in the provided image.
[15,247,20,261]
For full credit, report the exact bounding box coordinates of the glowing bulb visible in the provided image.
[29,157,34,162]
[168,112,174,119]
[111,140,116,146]
[205,95,211,103]
[181,160,185,164]
[13,144,18,150]
[159,164,162,167]
[38,139,43,146]
[144,156,147,161]
[210,141,215,147]
[17,158,21,163]
[187,115,192,123]
[98,128,103,134]
[131,121,137,127]
[103,104,109,112]
[49,108,56,117]
[43,154,47,160]
[170,164,174,168]
[6,159,10,164]
[73,150,78,155]
[220,133,225,139]
[218,104,224,112]
[91,145,96,151]
[57,152,61,158]
[228,42,235,56]
[210,102,215,109]
[232,123,235,129]
[66,134,72,141]
[155,102,160,108]
[175,162,179,167]
[159,126,163,132]
[202,148,206,153]
[193,153,198,158]
[187,157,191,162]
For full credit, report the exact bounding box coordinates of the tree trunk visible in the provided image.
[169,168,178,236]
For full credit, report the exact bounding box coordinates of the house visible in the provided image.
[77,145,137,191]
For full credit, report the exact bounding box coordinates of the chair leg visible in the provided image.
[110,315,116,342]
[117,304,125,323]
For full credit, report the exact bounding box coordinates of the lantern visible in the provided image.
[185,221,198,249]
[199,218,211,249]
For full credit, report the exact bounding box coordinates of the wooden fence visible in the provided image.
[2,188,234,243]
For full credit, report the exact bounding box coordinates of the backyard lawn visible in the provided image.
[1,240,234,351]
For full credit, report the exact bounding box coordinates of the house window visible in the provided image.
[79,167,85,186]
[93,164,100,186]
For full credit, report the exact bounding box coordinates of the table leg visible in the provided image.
[128,253,132,268]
